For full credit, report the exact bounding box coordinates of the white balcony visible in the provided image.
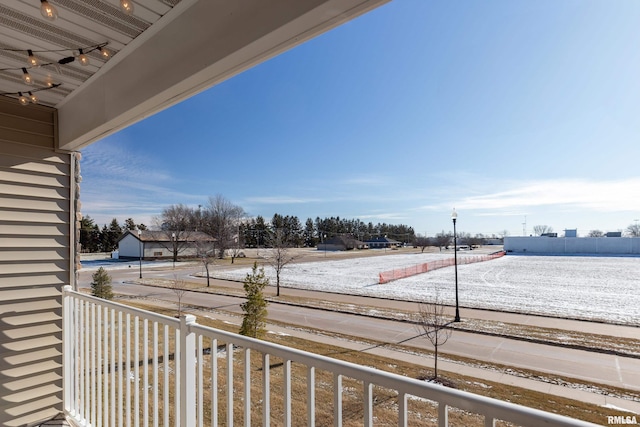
[62,287,597,427]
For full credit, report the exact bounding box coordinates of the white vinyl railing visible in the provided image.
[63,286,598,427]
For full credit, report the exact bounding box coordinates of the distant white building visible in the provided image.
[118,230,215,259]
[504,236,640,255]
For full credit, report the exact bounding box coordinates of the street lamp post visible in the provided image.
[138,229,142,279]
[172,232,176,269]
[452,209,460,322]
[323,234,327,257]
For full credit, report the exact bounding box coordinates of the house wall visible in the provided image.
[144,242,173,258]
[118,236,208,259]
[118,233,143,258]
[0,98,71,425]
[317,243,345,251]
[504,236,640,255]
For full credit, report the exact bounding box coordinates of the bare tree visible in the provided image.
[194,238,216,287]
[626,222,640,237]
[169,275,189,317]
[533,225,553,236]
[414,235,431,253]
[154,204,196,263]
[263,229,298,297]
[469,234,485,249]
[433,231,451,251]
[202,195,246,260]
[588,229,604,237]
[228,233,244,264]
[416,294,452,380]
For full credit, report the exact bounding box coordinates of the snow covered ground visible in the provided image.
[81,259,179,270]
[212,253,640,325]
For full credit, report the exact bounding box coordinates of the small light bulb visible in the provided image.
[18,92,29,106]
[27,49,39,67]
[45,75,54,87]
[28,92,38,104]
[22,68,33,85]
[120,0,134,15]
[40,0,58,21]
[99,47,110,59]
[77,49,89,66]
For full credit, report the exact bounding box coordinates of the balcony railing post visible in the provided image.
[180,314,197,427]
[62,285,73,417]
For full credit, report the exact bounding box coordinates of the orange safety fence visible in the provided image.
[378,251,506,284]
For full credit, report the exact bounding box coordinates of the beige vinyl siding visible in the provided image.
[0,99,71,426]
[0,98,56,148]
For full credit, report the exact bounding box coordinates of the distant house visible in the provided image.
[317,235,367,251]
[117,230,215,259]
[365,236,402,249]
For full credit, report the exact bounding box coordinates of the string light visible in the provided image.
[0,43,110,73]
[120,0,134,15]
[22,68,34,85]
[40,0,58,21]
[77,49,89,66]
[27,50,39,67]
[18,92,30,106]
[1,84,62,106]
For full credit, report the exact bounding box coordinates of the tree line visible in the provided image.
[80,216,147,253]
[241,214,416,248]
[79,194,417,254]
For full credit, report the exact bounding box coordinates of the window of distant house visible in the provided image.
[154,251,162,256]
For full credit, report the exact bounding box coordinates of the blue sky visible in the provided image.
[81,0,640,237]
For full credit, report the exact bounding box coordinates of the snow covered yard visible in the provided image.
[212,253,640,325]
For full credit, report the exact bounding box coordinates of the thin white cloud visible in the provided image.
[459,178,640,212]
[81,140,171,182]
[357,212,408,221]
[421,177,640,213]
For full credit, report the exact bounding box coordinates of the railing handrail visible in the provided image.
[63,286,598,427]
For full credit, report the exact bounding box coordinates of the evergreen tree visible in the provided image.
[239,262,269,338]
[124,218,137,230]
[79,215,101,252]
[91,267,113,300]
[304,218,316,247]
[100,218,123,252]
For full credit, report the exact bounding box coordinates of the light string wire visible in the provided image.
[0,42,110,72]
[0,83,62,96]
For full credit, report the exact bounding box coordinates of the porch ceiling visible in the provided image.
[0,0,389,151]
